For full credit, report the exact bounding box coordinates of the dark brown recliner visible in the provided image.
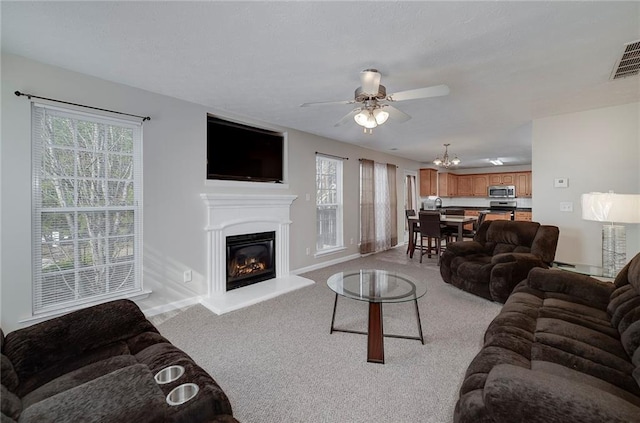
[440,220,559,303]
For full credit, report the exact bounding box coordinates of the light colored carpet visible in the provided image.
[156,247,502,423]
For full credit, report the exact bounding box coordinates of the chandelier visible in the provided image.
[353,103,389,134]
[433,143,461,168]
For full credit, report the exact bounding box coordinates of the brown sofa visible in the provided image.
[1,299,238,423]
[455,252,640,423]
[440,220,559,303]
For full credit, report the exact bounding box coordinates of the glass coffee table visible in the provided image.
[327,269,426,364]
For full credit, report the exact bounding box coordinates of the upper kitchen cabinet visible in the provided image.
[419,168,438,196]
[457,175,473,196]
[515,172,532,197]
[438,173,458,197]
[488,173,515,185]
[472,174,489,196]
[457,174,488,197]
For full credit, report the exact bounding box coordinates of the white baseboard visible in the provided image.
[142,296,202,317]
[291,253,361,275]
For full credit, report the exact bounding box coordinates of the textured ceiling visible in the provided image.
[2,1,639,168]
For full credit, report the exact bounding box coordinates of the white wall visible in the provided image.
[0,54,421,331]
[532,102,640,266]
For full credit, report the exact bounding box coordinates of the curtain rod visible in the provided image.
[15,91,151,122]
[358,158,398,168]
[315,152,348,160]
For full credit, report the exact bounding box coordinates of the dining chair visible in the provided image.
[405,209,419,254]
[462,211,487,240]
[417,211,450,264]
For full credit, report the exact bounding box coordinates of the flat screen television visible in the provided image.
[207,115,284,182]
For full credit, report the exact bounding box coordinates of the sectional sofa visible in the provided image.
[455,253,640,423]
[1,299,238,423]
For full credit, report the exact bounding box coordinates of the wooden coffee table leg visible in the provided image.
[367,302,384,364]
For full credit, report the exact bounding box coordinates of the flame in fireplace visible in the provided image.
[230,257,267,278]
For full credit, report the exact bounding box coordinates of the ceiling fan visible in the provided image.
[300,69,449,133]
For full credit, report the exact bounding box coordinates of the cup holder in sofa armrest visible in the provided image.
[166,383,199,406]
[154,365,185,384]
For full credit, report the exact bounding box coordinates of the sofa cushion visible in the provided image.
[485,220,539,249]
[21,354,138,409]
[1,355,18,393]
[0,385,21,421]
[18,364,166,423]
[127,331,170,355]
[531,342,640,395]
[3,299,157,386]
[15,341,130,397]
[483,364,640,423]
[531,360,640,407]
[453,255,493,284]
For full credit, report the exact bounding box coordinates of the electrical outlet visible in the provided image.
[559,202,573,212]
[183,270,192,283]
[350,238,354,245]
[305,193,310,201]
[306,247,310,255]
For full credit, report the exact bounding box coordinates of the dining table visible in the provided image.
[407,214,477,259]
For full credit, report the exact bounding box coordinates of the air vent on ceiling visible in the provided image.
[610,40,640,80]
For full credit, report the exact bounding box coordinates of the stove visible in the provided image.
[486,200,517,220]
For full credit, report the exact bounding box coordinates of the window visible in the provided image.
[316,155,343,253]
[32,104,143,314]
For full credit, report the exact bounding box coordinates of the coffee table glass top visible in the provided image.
[327,269,426,303]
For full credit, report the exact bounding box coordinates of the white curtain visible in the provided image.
[360,160,397,254]
[374,162,391,251]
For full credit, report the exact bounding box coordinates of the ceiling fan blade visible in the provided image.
[334,109,360,127]
[360,69,381,96]
[384,105,412,123]
[387,84,450,102]
[300,99,354,107]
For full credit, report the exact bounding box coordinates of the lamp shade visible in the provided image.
[581,192,640,223]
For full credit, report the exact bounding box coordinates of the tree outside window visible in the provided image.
[316,156,343,252]
[33,105,142,313]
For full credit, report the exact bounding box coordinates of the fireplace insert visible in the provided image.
[226,231,276,291]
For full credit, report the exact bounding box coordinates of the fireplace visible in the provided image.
[226,231,276,291]
[200,193,314,315]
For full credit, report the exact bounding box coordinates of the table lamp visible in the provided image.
[581,192,640,277]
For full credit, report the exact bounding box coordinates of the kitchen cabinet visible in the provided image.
[452,175,487,197]
[419,168,438,196]
[488,173,515,185]
[457,175,473,197]
[484,212,512,221]
[438,173,458,197]
[515,172,532,197]
[472,175,489,196]
[514,211,532,221]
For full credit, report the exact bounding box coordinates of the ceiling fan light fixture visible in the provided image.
[373,108,389,125]
[354,109,379,129]
[363,114,378,129]
[354,111,369,126]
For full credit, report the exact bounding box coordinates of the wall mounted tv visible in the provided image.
[207,115,285,183]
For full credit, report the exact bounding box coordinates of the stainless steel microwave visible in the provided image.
[488,185,516,198]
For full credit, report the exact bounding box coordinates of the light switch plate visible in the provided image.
[560,202,573,212]
[554,178,569,188]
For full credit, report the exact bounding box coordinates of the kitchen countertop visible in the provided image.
[438,206,532,212]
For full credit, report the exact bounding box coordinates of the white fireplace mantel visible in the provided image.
[199,193,314,314]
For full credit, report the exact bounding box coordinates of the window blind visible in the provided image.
[31,104,143,314]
